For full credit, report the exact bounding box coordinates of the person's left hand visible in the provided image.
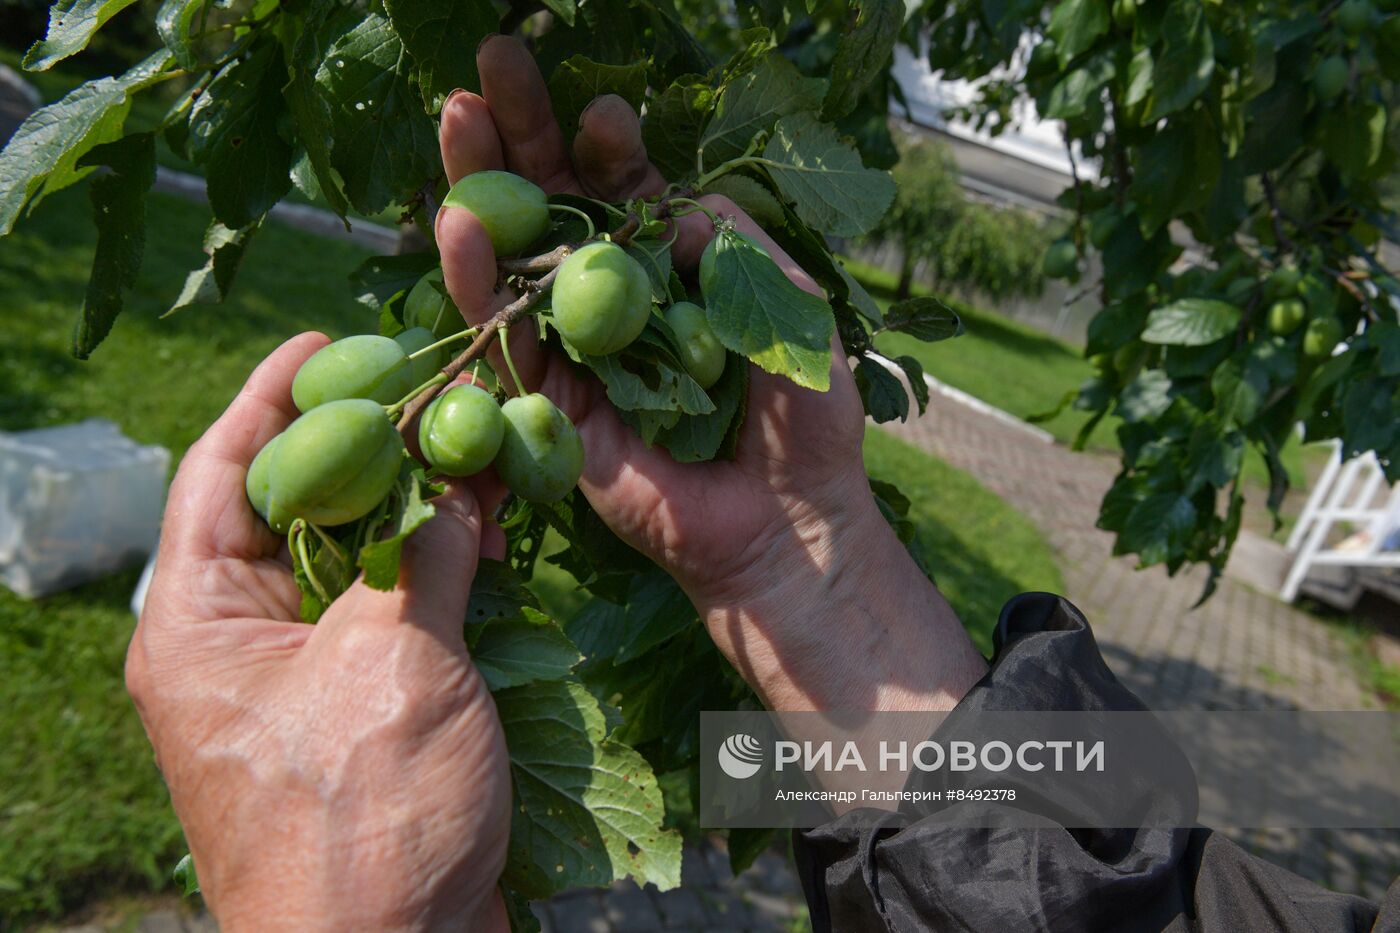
[126,333,512,932]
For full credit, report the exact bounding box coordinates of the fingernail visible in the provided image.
[444,87,468,108]
[476,33,501,57]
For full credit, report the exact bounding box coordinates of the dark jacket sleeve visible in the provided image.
[792,593,1399,932]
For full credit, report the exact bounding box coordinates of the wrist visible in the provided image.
[687,474,988,712]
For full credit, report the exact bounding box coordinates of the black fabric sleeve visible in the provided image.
[791,593,1399,932]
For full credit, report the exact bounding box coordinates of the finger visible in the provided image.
[573,95,667,201]
[440,89,506,186]
[477,35,576,192]
[327,484,483,643]
[435,205,550,392]
[160,332,329,564]
[672,195,823,298]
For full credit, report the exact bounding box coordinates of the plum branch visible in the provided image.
[395,210,644,432]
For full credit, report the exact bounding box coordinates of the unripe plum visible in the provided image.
[1315,55,1350,101]
[394,327,448,389]
[442,171,550,257]
[252,399,405,529]
[1043,239,1079,280]
[1268,299,1307,336]
[1339,0,1374,35]
[404,268,462,340]
[664,301,726,389]
[1303,317,1344,359]
[551,241,652,355]
[495,394,584,502]
[418,384,505,477]
[291,335,413,412]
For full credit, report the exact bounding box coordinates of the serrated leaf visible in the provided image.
[0,49,171,236]
[836,261,883,326]
[700,173,785,227]
[1141,299,1240,346]
[466,558,542,626]
[652,353,747,463]
[882,296,962,342]
[699,53,823,168]
[471,608,582,690]
[755,113,894,236]
[547,54,648,140]
[626,238,673,303]
[188,41,295,229]
[1117,369,1174,422]
[1118,492,1196,566]
[580,347,715,417]
[496,679,681,897]
[385,0,497,106]
[540,0,577,26]
[349,252,438,310]
[166,218,260,315]
[71,133,155,359]
[314,13,439,216]
[641,79,713,181]
[154,0,205,71]
[357,462,435,591]
[895,355,929,415]
[284,9,351,220]
[23,0,143,71]
[823,0,904,120]
[699,227,834,391]
[855,357,909,423]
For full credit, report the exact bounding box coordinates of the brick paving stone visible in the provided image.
[602,883,661,932]
[651,885,711,928]
[136,910,186,933]
[547,892,612,933]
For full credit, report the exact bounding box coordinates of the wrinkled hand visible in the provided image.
[126,334,511,931]
[437,37,986,712]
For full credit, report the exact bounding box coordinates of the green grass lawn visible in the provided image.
[0,185,1062,925]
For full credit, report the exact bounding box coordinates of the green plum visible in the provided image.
[394,327,448,390]
[442,171,550,257]
[1043,239,1079,280]
[551,241,652,355]
[250,399,405,529]
[404,268,462,341]
[1315,55,1350,101]
[418,384,506,477]
[1303,317,1344,359]
[1339,0,1374,34]
[1268,299,1307,336]
[664,301,726,389]
[495,394,584,502]
[291,335,413,412]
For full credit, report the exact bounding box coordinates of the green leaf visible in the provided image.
[188,41,295,230]
[496,679,681,897]
[1117,369,1173,422]
[314,12,439,216]
[1043,50,1115,120]
[349,252,438,310]
[357,463,436,591]
[547,55,648,141]
[1210,354,1267,426]
[154,0,205,71]
[1048,0,1110,66]
[855,356,909,423]
[700,173,785,228]
[1146,0,1215,121]
[539,0,577,27]
[1341,377,1399,456]
[1141,299,1240,346]
[699,227,834,391]
[385,0,497,107]
[23,0,143,71]
[466,558,541,627]
[882,296,962,342]
[283,3,351,219]
[625,237,673,303]
[642,79,714,181]
[823,0,905,120]
[172,853,200,896]
[651,354,748,463]
[166,218,260,315]
[0,49,172,236]
[1318,102,1388,180]
[71,133,155,359]
[728,828,779,875]
[835,261,883,326]
[1118,492,1196,566]
[895,355,929,415]
[578,342,715,418]
[755,113,895,236]
[699,53,824,168]
[610,573,697,664]
[1130,120,1220,234]
[470,608,582,690]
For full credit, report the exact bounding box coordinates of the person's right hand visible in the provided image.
[437,36,987,713]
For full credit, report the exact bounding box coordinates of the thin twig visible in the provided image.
[498,244,575,275]
[1261,173,1298,254]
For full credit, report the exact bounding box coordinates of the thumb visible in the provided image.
[323,484,483,643]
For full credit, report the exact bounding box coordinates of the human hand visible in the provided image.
[436,37,987,712]
[125,334,511,931]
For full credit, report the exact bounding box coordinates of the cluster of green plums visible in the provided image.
[245,169,729,536]
[1261,264,1346,360]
